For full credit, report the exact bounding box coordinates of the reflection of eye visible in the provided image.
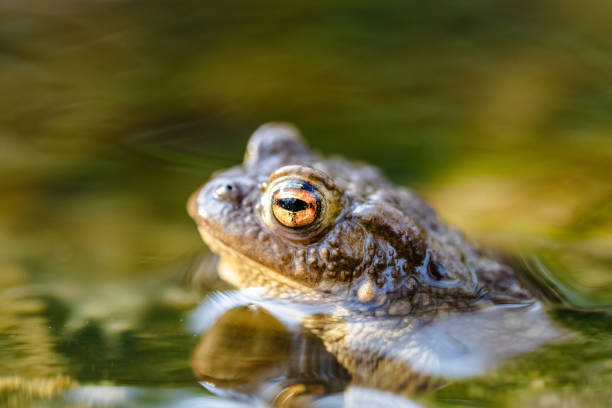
[271,180,321,228]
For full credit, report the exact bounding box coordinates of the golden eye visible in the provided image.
[262,166,342,242]
[271,180,320,228]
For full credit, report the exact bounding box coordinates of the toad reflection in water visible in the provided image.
[187,123,562,406]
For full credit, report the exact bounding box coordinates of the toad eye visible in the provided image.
[262,166,341,242]
[271,180,321,228]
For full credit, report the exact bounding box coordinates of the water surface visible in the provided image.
[1,1,611,407]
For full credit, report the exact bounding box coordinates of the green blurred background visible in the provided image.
[1,0,611,405]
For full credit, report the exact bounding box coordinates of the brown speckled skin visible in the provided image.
[188,123,531,313]
[187,124,561,398]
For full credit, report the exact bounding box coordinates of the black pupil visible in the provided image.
[276,197,309,212]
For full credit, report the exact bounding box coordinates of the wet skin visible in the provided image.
[188,123,531,313]
[187,124,560,397]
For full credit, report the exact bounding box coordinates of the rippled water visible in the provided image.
[2,252,611,407]
[2,1,612,407]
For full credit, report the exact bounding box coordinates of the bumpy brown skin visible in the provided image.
[188,123,531,314]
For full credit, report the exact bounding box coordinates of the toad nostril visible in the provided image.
[213,182,240,201]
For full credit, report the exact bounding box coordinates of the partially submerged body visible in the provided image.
[187,123,560,402]
[189,123,530,308]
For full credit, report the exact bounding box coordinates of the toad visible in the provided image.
[187,123,560,397]
[188,123,531,311]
